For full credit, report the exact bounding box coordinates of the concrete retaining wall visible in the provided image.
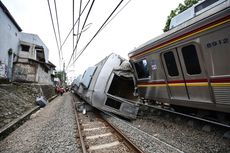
[0,83,55,128]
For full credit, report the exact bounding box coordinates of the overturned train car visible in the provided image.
[128,0,230,114]
[73,53,139,119]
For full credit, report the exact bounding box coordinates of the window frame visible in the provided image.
[181,44,202,75]
[133,58,150,80]
[163,51,180,77]
[20,44,30,52]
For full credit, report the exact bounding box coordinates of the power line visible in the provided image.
[67,0,96,68]
[54,0,63,62]
[72,0,95,63]
[102,0,132,32]
[69,0,95,68]
[60,0,91,51]
[47,0,61,68]
[75,0,82,58]
[68,0,125,69]
[73,0,75,53]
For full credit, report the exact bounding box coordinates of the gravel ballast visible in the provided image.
[134,105,230,153]
[103,113,184,153]
[103,105,230,153]
[0,93,80,153]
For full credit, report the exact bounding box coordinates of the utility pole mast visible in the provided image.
[63,62,65,86]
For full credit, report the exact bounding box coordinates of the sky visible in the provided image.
[1,0,184,82]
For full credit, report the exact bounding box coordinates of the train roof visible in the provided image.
[128,0,230,58]
[169,0,227,29]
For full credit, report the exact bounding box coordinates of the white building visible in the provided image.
[0,1,22,80]
[0,1,56,84]
[13,32,55,84]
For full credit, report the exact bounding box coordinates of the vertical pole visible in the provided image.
[63,62,65,86]
[73,0,75,53]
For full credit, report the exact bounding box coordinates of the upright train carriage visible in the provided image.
[74,53,139,119]
[128,0,230,114]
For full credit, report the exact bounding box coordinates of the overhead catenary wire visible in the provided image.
[47,0,62,69]
[68,0,95,68]
[71,0,95,63]
[60,0,91,51]
[54,0,63,62]
[67,0,125,69]
[67,0,96,69]
[73,0,75,52]
[102,0,132,32]
[75,0,82,57]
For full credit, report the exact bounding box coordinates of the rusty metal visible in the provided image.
[140,103,230,128]
[72,96,87,153]
[73,94,144,153]
[100,114,144,153]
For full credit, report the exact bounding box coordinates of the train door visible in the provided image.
[177,44,212,102]
[161,49,189,100]
[162,44,212,102]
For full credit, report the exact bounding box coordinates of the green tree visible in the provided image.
[163,0,200,32]
[55,71,67,86]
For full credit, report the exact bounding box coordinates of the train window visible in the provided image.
[81,66,97,89]
[105,98,121,110]
[134,59,150,79]
[182,45,201,75]
[163,51,179,76]
[195,0,219,13]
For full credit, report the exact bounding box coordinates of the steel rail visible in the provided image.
[102,111,184,153]
[72,96,87,153]
[100,113,144,153]
[139,103,230,129]
[72,95,144,152]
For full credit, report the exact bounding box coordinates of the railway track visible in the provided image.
[72,96,143,153]
[138,103,230,129]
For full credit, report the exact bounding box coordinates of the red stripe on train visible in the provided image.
[130,15,230,59]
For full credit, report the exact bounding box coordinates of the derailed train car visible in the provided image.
[71,75,82,93]
[128,0,230,114]
[74,53,139,119]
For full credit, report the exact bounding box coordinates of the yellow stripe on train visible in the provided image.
[137,82,230,87]
[211,83,230,87]
[131,18,230,59]
[137,84,167,87]
[186,82,209,86]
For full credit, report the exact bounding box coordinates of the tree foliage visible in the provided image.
[163,0,200,32]
[55,71,67,85]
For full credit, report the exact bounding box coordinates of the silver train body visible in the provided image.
[128,0,230,113]
[73,53,139,119]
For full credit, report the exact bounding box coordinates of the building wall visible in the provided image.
[13,62,54,85]
[18,42,35,60]
[0,83,56,129]
[19,33,49,63]
[0,7,20,79]
[0,3,55,84]
[13,63,36,82]
[36,64,53,85]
